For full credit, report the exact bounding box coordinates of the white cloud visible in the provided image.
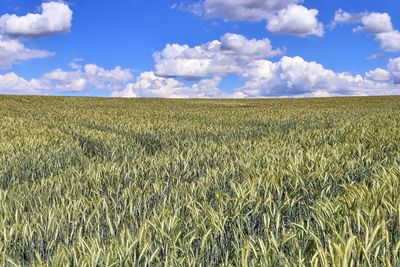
[43,64,133,92]
[190,76,224,97]
[0,2,73,37]
[149,32,399,98]
[174,0,301,21]
[43,68,86,92]
[84,64,133,82]
[388,57,400,84]
[354,12,393,34]
[175,0,323,37]
[332,10,399,52]
[238,57,337,96]
[332,9,364,25]
[1,56,400,98]
[266,4,324,37]
[0,37,53,69]
[367,53,386,60]
[0,72,50,94]
[375,31,400,52]
[0,63,134,95]
[365,68,391,82]
[332,10,393,34]
[0,2,74,70]
[112,72,225,98]
[43,68,70,81]
[56,77,87,92]
[154,33,283,78]
[200,0,300,21]
[69,58,84,70]
[236,56,400,97]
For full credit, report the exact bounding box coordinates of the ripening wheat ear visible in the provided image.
[0,95,399,266]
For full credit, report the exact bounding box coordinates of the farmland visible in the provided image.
[0,95,399,266]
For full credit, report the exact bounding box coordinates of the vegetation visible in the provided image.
[0,95,399,266]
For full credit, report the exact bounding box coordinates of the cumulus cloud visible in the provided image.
[236,56,400,97]
[388,57,400,84]
[111,72,225,98]
[332,10,399,52]
[266,5,324,37]
[175,0,323,37]
[0,1,74,69]
[0,72,50,95]
[365,68,391,82]
[0,2,73,37]
[143,32,399,98]
[354,12,393,34]
[238,57,339,97]
[154,33,283,79]
[115,55,400,99]
[0,37,53,69]
[332,9,364,26]
[43,64,133,92]
[0,63,134,95]
[375,31,400,52]
[191,0,300,21]
[56,77,87,92]
[1,56,400,97]
[332,10,393,34]
[84,64,133,82]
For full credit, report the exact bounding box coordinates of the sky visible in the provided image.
[0,0,400,98]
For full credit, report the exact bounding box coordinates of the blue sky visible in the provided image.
[0,0,400,97]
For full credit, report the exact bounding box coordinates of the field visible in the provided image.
[0,95,399,266]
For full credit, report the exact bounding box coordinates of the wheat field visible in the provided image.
[0,95,399,266]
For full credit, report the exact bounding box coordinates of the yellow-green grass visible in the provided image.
[0,95,399,266]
